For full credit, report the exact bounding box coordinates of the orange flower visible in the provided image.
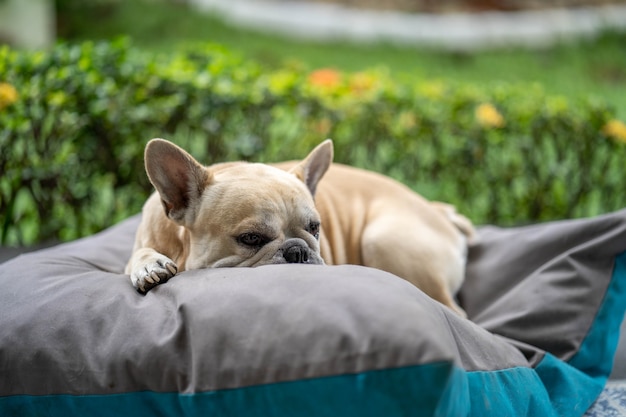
[308,68,341,88]
[475,103,505,128]
[0,82,18,110]
[603,119,626,143]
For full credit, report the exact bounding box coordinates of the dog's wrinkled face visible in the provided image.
[185,164,325,269]
[143,139,333,270]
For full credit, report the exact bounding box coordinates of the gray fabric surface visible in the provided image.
[0,216,527,396]
[461,210,626,367]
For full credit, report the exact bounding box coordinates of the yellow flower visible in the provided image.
[603,119,626,143]
[349,72,376,95]
[0,82,18,110]
[475,103,505,128]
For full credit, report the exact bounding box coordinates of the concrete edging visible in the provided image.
[189,0,626,49]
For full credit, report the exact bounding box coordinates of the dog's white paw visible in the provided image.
[130,255,178,293]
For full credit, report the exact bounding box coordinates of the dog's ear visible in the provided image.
[144,139,211,225]
[290,139,333,196]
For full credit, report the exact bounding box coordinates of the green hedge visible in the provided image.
[1,40,625,245]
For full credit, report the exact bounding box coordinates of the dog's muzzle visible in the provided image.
[279,239,317,264]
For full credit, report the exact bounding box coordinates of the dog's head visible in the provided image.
[144,139,333,269]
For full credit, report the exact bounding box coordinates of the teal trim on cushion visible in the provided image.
[569,251,626,381]
[467,366,553,416]
[2,359,605,417]
[0,361,467,417]
[535,353,604,417]
[466,354,605,417]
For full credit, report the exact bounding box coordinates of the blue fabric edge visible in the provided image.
[1,359,610,417]
[466,353,607,417]
[0,362,466,417]
[569,251,626,381]
[2,361,602,417]
[3,253,625,417]
[526,251,626,417]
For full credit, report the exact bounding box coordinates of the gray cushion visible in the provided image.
[1,211,626,416]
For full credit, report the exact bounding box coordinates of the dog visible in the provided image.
[125,139,475,316]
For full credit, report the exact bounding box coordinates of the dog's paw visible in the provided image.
[130,256,178,293]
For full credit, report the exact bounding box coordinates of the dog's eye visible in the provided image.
[307,222,320,239]
[238,233,268,247]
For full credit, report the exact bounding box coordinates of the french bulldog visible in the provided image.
[125,139,475,316]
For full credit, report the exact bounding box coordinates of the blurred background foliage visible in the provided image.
[52,0,626,118]
[1,0,626,245]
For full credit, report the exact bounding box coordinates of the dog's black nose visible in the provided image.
[284,244,309,264]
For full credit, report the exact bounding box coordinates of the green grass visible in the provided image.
[59,0,626,118]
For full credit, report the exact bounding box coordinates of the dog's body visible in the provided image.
[126,139,475,316]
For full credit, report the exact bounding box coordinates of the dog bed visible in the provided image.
[1,210,626,416]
